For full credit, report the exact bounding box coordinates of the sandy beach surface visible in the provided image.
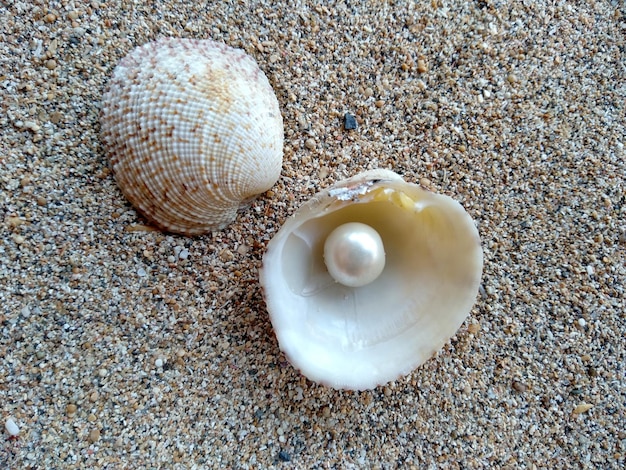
[1,0,624,468]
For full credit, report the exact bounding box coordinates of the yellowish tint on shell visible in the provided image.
[260,170,483,390]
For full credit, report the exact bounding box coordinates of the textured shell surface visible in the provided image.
[260,170,483,390]
[100,38,283,235]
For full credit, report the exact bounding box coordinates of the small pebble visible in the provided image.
[66,404,77,415]
[304,138,316,150]
[5,417,19,436]
[344,113,357,130]
[417,58,428,73]
[278,450,291,462]
[49,111,64,124]
[7,215,25,228]
[219,249,234,262]
[512,381,527,393]
[22,121,40,132]
[573,403,593,415]
[88,428,101,443]
[155,358,164,368]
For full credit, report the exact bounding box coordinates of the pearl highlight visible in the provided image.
[323,222,386,287]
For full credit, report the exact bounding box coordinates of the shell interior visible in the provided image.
[260,170,483,390]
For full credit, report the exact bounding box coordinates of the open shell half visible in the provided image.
[260,169,483,390]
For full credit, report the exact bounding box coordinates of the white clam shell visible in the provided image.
[260,170,483,390]
[100,38,283,235]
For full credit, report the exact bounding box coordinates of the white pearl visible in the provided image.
[323,222,385,287]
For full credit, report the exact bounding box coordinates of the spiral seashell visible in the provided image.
[260,170,483,390]
[100,38,284,235]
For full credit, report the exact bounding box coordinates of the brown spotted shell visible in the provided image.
[100,38,283,235]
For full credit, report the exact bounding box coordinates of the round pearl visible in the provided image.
[323,222,386,287]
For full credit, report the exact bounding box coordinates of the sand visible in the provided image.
[1,0,624,468]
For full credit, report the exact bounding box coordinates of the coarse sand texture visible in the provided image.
[1,1,624,468]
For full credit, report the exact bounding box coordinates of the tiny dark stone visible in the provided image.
[344,113,357,130]
[278,450,291,462]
